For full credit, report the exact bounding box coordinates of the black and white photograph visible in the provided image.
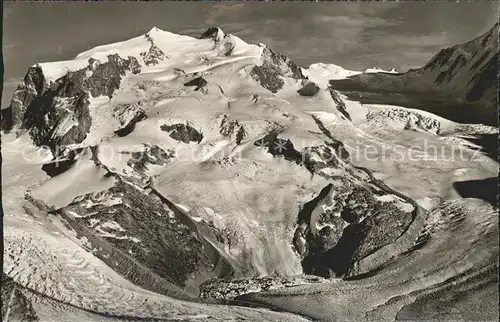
[1,1,499,321]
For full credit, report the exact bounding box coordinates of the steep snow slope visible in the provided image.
[2,26,498,321]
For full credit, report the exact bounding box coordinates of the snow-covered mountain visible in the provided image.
[2,26,498,321]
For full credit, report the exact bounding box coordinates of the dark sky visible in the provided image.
[2,1,498,107]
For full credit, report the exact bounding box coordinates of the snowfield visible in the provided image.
[2,26,498,321]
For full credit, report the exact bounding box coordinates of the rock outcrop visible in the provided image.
[113,102,147,137]
[200,275,327,301]
[7,25,488,322]
[200,27,236,56]
[140,33,167,66]
[365,108,441,134]
[328,87,352,121]
[5,66,46,130]
[121,144,175,175]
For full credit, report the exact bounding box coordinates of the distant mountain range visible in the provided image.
[330,21,499,125]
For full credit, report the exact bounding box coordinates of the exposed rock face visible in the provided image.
[160,123,203,143]
[183,76,208,91]
[222,41,235,57]
[466,51,497,102]
[114,111,146,137]
[422,22,498,105]
[248,114,417,279]
[5,66,46,130]
[207,156,237,168]
[366,108,441,134]
[56,178,215,294]
[251,46,306,93]
[1,274,39,321]
[301,144,348,173]
[120,144,175,175]
[310,115,351,161]
[5,54,142,156]
[86,55,141,98]
[250,114,417,278]
[22,79,92,155]
[294,179,416,278]
[200,27,222,40]
[199,275,327,301]
[297,82,320,97]
[140,45,166,66]
[113,103,147,137]
[41,147,85,177]
[246,123,416,279]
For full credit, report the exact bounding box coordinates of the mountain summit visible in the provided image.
[2,25,498,321]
